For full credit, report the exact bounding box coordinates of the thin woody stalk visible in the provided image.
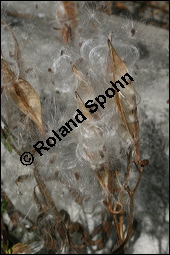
[33,163,68,249]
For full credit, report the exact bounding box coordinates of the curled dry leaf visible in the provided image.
[7,78,45,134]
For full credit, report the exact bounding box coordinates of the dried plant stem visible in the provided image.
[33,163,68,250]
[113,161,147,253]
[96,166,126,250]
[54,171,84,205]
[112,191,134,254]
[113,208,122,245]
[119,213,124,242]
[132,164,144,193]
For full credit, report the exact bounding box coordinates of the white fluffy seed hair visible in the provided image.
[2,1,146,224]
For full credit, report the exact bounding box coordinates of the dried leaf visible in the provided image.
[11,243,32,254]
[7,78,45,134]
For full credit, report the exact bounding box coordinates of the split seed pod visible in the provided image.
[7,77,45,134]
[107,39,140,163]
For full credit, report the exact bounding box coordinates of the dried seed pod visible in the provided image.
[55,1,77,43]
[73,65,94,103]
[7,78,45,134]
[107,39,140,163]
[75,91,92,120]
[1,55,19,87]
[1,19,23,74]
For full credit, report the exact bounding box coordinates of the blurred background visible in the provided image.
[96,1,169,29]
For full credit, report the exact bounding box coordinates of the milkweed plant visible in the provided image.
[1,1,150,254]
